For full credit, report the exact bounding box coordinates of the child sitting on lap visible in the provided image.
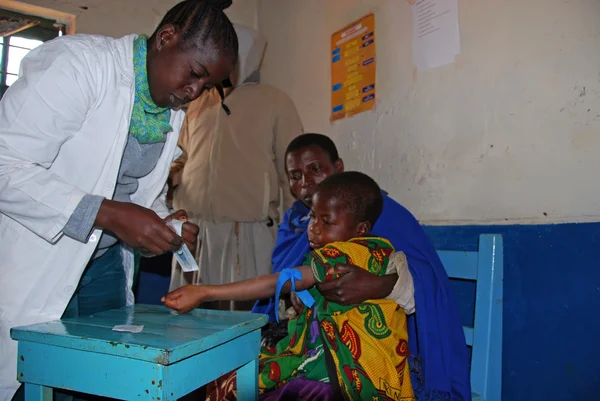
[162,171,414,400]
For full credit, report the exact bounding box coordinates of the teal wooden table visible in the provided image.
[10,304,268,400]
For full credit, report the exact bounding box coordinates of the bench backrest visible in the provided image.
[437,234,503,401]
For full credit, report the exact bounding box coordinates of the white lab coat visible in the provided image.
[0,34,185,400]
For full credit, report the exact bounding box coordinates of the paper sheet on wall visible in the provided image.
[412,0,460,71]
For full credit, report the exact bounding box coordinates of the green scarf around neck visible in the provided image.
[130,35,172,144]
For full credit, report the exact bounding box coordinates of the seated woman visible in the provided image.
[163,172,415,400]
[253,134,471,400]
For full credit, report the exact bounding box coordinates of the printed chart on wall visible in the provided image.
[331,13,376,122]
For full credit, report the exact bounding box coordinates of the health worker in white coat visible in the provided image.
[0,1,238,400]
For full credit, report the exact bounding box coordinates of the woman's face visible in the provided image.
[147,25,235,109]
[285,145,344,207]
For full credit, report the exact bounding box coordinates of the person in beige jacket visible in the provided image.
[168,24,303,310]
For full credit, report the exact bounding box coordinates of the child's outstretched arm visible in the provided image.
[162,265,315,314]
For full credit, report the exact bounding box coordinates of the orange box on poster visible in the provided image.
[331,13,376,122]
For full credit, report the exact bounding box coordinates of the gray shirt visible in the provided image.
[63,134,165,257]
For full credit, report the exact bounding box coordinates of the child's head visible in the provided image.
[307,171,383,249]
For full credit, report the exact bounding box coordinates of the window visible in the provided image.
[0,10,62,97]
[1,36,43,86]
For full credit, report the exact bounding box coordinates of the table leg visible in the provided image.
[236,358,258,401]
[24,384,52,401]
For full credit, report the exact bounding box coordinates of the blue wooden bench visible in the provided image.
[437,234,504,401]
[11,305,268,400]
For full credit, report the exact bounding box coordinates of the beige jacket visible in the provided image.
[171,84,303,223]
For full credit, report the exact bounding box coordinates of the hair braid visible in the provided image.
[152,0,238,61]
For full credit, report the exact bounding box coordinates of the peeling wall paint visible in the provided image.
[257,0,600,224]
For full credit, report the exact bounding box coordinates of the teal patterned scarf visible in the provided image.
[130,35,172,144]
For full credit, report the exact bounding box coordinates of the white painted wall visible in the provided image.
[11,0,600,224]
[17,0,258,36]
[258,0,600,224]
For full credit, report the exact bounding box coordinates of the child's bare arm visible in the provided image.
[162,265,315,314]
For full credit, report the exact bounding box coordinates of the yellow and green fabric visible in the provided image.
[258,237,415,400]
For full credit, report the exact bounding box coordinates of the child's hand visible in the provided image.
[290,292,305,315]
[161,285,207,314]
[325,267,343,281]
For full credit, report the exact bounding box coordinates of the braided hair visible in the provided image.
[152,0,238,61]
